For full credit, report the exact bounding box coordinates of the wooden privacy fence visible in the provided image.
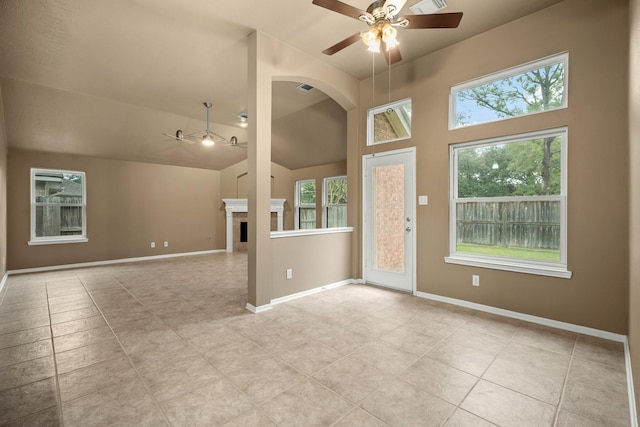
[456,200,560,250]
[35,196,83,236]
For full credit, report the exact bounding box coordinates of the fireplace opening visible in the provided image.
[240,221,248,243]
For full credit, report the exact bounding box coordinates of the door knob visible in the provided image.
[405,226,412,232]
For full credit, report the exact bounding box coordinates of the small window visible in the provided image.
[30,168,87,245]
[445,128,570,278]
[367,98,412,145]
[323,176,347,228]
[450,53,568,129]
[295,179,316,230]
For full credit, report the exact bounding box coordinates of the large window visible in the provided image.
[323,176,347,228]
[450,53,568,129]
[446,128,570,278]
[295,179,316,230]
[30,168,87,245]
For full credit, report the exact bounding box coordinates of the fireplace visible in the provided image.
[222,199,286,252]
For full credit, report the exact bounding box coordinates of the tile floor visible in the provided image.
[0,252,632,426]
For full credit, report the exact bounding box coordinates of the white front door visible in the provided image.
[363,148,416,293]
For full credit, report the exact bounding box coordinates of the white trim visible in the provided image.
[322,175,347,229]
[362,147,417,295]
[0,272,8,295]
[416,291,625,342]
[271,279,352,305]
[28,237,89,246]
[624,339,639,427]
[271,227,353,239]
[444,255,572,279]
[245,302,273,313]
[449,52,568,130]
[294,179,316,230]
[448,127,569,278]
[31,168,87,242]
[418,290,637,424]
[6,249,226,276]
[367,98,412,146]
[222,198,285,252]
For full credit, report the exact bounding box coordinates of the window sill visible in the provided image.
[28,237,89,246]
[444,255,572,279]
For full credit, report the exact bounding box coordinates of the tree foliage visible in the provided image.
[457,138,561,198]
[456,62,565,195]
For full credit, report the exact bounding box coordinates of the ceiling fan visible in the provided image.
[162,102,227,146]
[312,0,462,64]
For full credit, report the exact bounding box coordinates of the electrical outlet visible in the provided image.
[286,268,293,279]
[472,275,480,286]
[150,242,155,248]
[164,241,169,247]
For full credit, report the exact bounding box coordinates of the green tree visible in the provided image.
[457,62,565,195]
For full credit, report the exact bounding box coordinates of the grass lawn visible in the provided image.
[457,243,560,262]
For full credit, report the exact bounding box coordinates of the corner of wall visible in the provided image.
[0,82,7,280]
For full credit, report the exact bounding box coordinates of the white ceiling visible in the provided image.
[0,0,563,170]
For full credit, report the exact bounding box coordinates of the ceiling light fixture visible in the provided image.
[202,102,215,146]
[238,112,248,128]
[361,22,399,53]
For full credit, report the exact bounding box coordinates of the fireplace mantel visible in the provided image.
[222,199,286,253]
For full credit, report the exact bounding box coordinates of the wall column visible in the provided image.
[246,31,273,312]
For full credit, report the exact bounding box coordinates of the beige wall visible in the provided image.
[7,149,220,270]
[358,0,629,333]
[271,231,352,299]
[629,0,640,414]
[0,85,7,280]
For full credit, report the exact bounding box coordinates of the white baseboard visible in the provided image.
[625,340,639,427]
[416,291,626,342]
[245,302,273,313]
[6,249,227,276]
[271,279,352,306]
[416,291,637,426]
[0,272,7,296]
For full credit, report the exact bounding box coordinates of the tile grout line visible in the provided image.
[551,335,577,427]
[45,279,66,427]
[109,274,276,426]
[77,276,175,427]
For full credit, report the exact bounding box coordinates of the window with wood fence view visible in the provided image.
[452,130,565,263]
[32,170,86,240]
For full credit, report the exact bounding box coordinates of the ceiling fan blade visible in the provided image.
[401,12,463,29]
[312,0,367,20]
[162,132,195,144]
[322,32,362,55]
[382,43,403,65]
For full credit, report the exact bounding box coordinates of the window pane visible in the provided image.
[35,172,84,204]
[299,182,316,205]
[453,55,566,128]
[457,136,562,198]
[326,178,347,205]
[35,205,84,237]
[327,206,346,228]
[373,103,412,144]
[373,164,405,273]
[299,208,316,229]
[456,200,561,262]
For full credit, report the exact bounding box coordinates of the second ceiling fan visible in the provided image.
[312,0,462,64]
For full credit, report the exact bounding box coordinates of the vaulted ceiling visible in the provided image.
[0,0,563,170]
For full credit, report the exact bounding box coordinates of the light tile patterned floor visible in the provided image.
[0,252,631,426]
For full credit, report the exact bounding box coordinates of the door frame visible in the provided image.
[362,147,417,295]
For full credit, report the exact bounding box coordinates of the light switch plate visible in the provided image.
[418,195,428,205]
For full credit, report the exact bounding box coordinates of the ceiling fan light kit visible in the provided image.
[312,0,462,64]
